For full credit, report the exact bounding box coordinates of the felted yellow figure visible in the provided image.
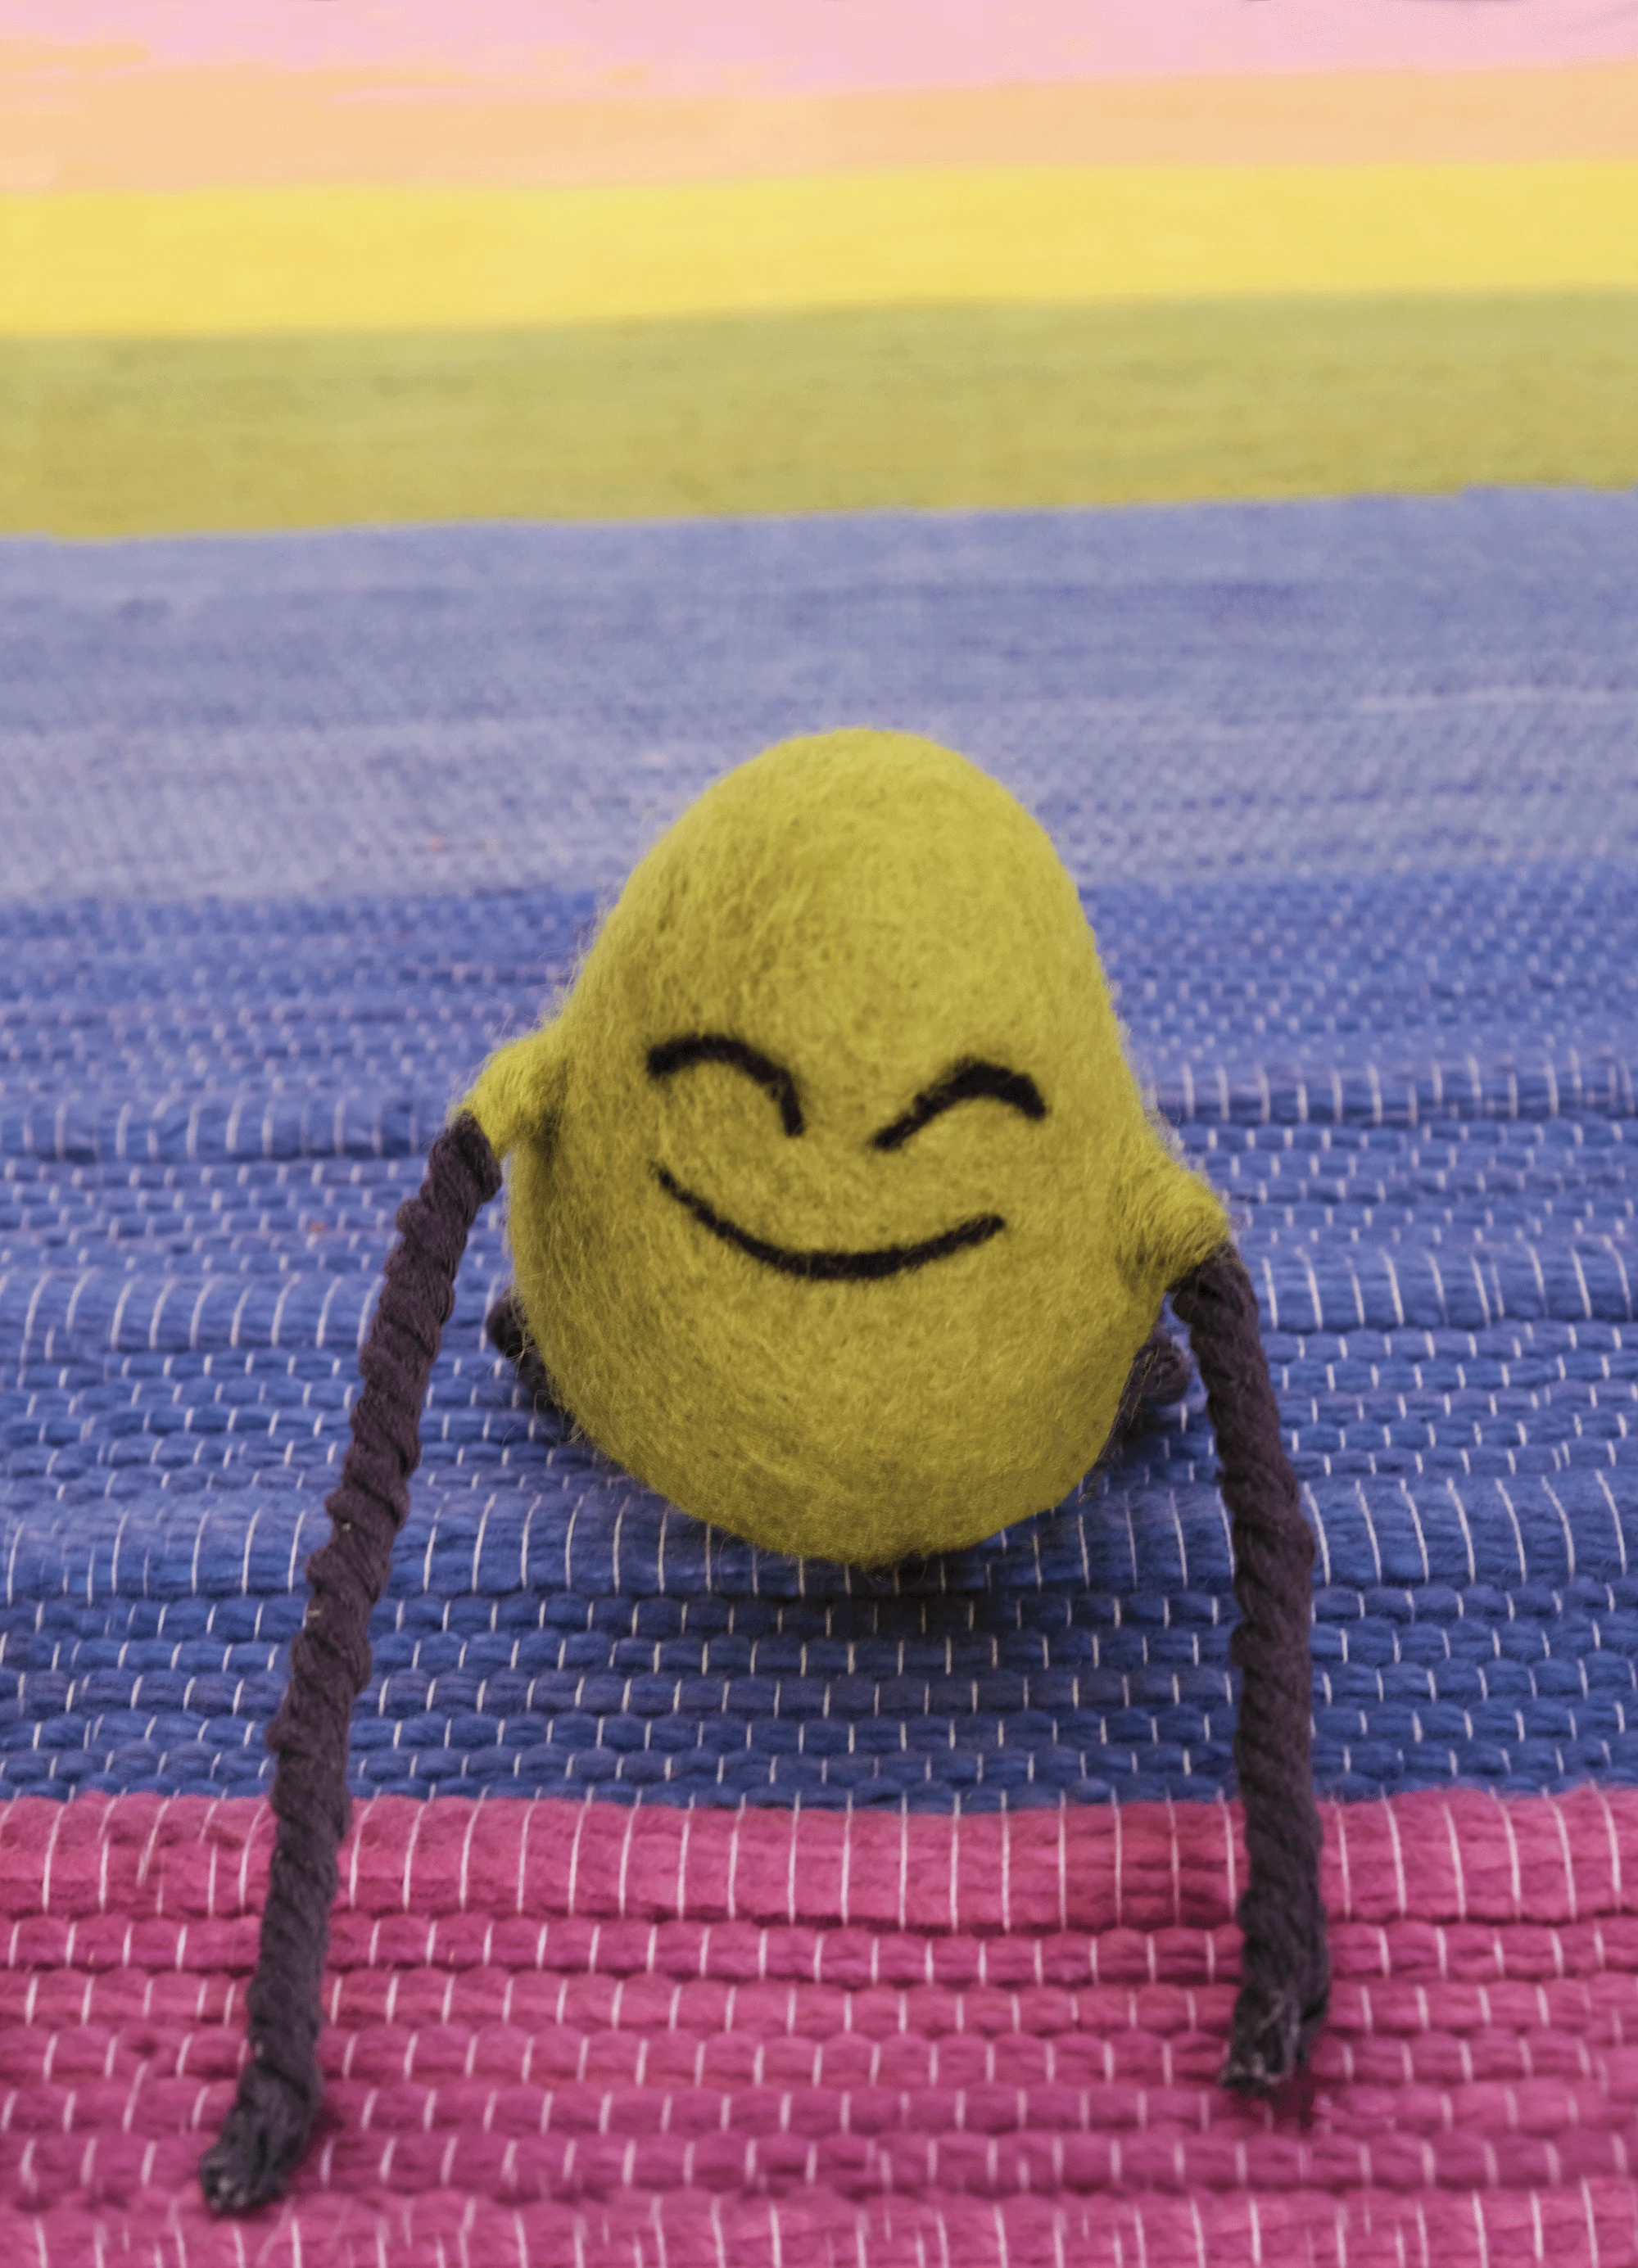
[466,727,1226,1564]
[202,729,1329,2217]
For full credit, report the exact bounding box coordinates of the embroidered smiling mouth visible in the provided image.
[651,1163,1005,1282]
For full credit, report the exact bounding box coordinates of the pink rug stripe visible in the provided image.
[2,1791,1636,2266]
[4,1784,1636,1932]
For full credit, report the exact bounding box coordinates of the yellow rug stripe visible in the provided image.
[7,296,1636,538]
[4,164,1637,337]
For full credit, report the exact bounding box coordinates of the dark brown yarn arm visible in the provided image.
[199,1113,502,2216]
[1169,1244,1330,2090]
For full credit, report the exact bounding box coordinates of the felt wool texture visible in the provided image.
[466,730,1228,1565]
[197,718,1316,2205]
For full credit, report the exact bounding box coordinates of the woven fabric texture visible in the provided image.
[3,1787,1636,2266]
[5,492,1636,904]
[2,493,1636,2261]
[1,864,1634,1811]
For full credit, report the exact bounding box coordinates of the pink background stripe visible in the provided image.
[14,1,1638,86]
[5,1784,1637,1932]
[3,1789,1636,2265]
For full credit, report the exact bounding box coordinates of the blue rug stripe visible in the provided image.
[4,495,1637,905]
[0,498,1634,1809]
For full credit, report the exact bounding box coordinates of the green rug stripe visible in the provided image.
[6,295,1637,537]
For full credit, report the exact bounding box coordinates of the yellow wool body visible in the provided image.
[465,730,1226,1565]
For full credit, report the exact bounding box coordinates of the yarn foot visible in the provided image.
[198,2062,318,2214]
[1219,1977,1330,2094]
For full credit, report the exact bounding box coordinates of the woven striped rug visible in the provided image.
[2,493,1636,2264]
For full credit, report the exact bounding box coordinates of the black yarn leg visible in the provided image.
[1105,1321,1193,1453]
[484,1288,565,1415]
[1170,1247,1330,2090]
[199,1115,501,2214]
[1132,1325,1192,1409]
[484,1286,529,1366]
[1126,1321,1193,1421]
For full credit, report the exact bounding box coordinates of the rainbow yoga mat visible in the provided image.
[3,9,1638,2266]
